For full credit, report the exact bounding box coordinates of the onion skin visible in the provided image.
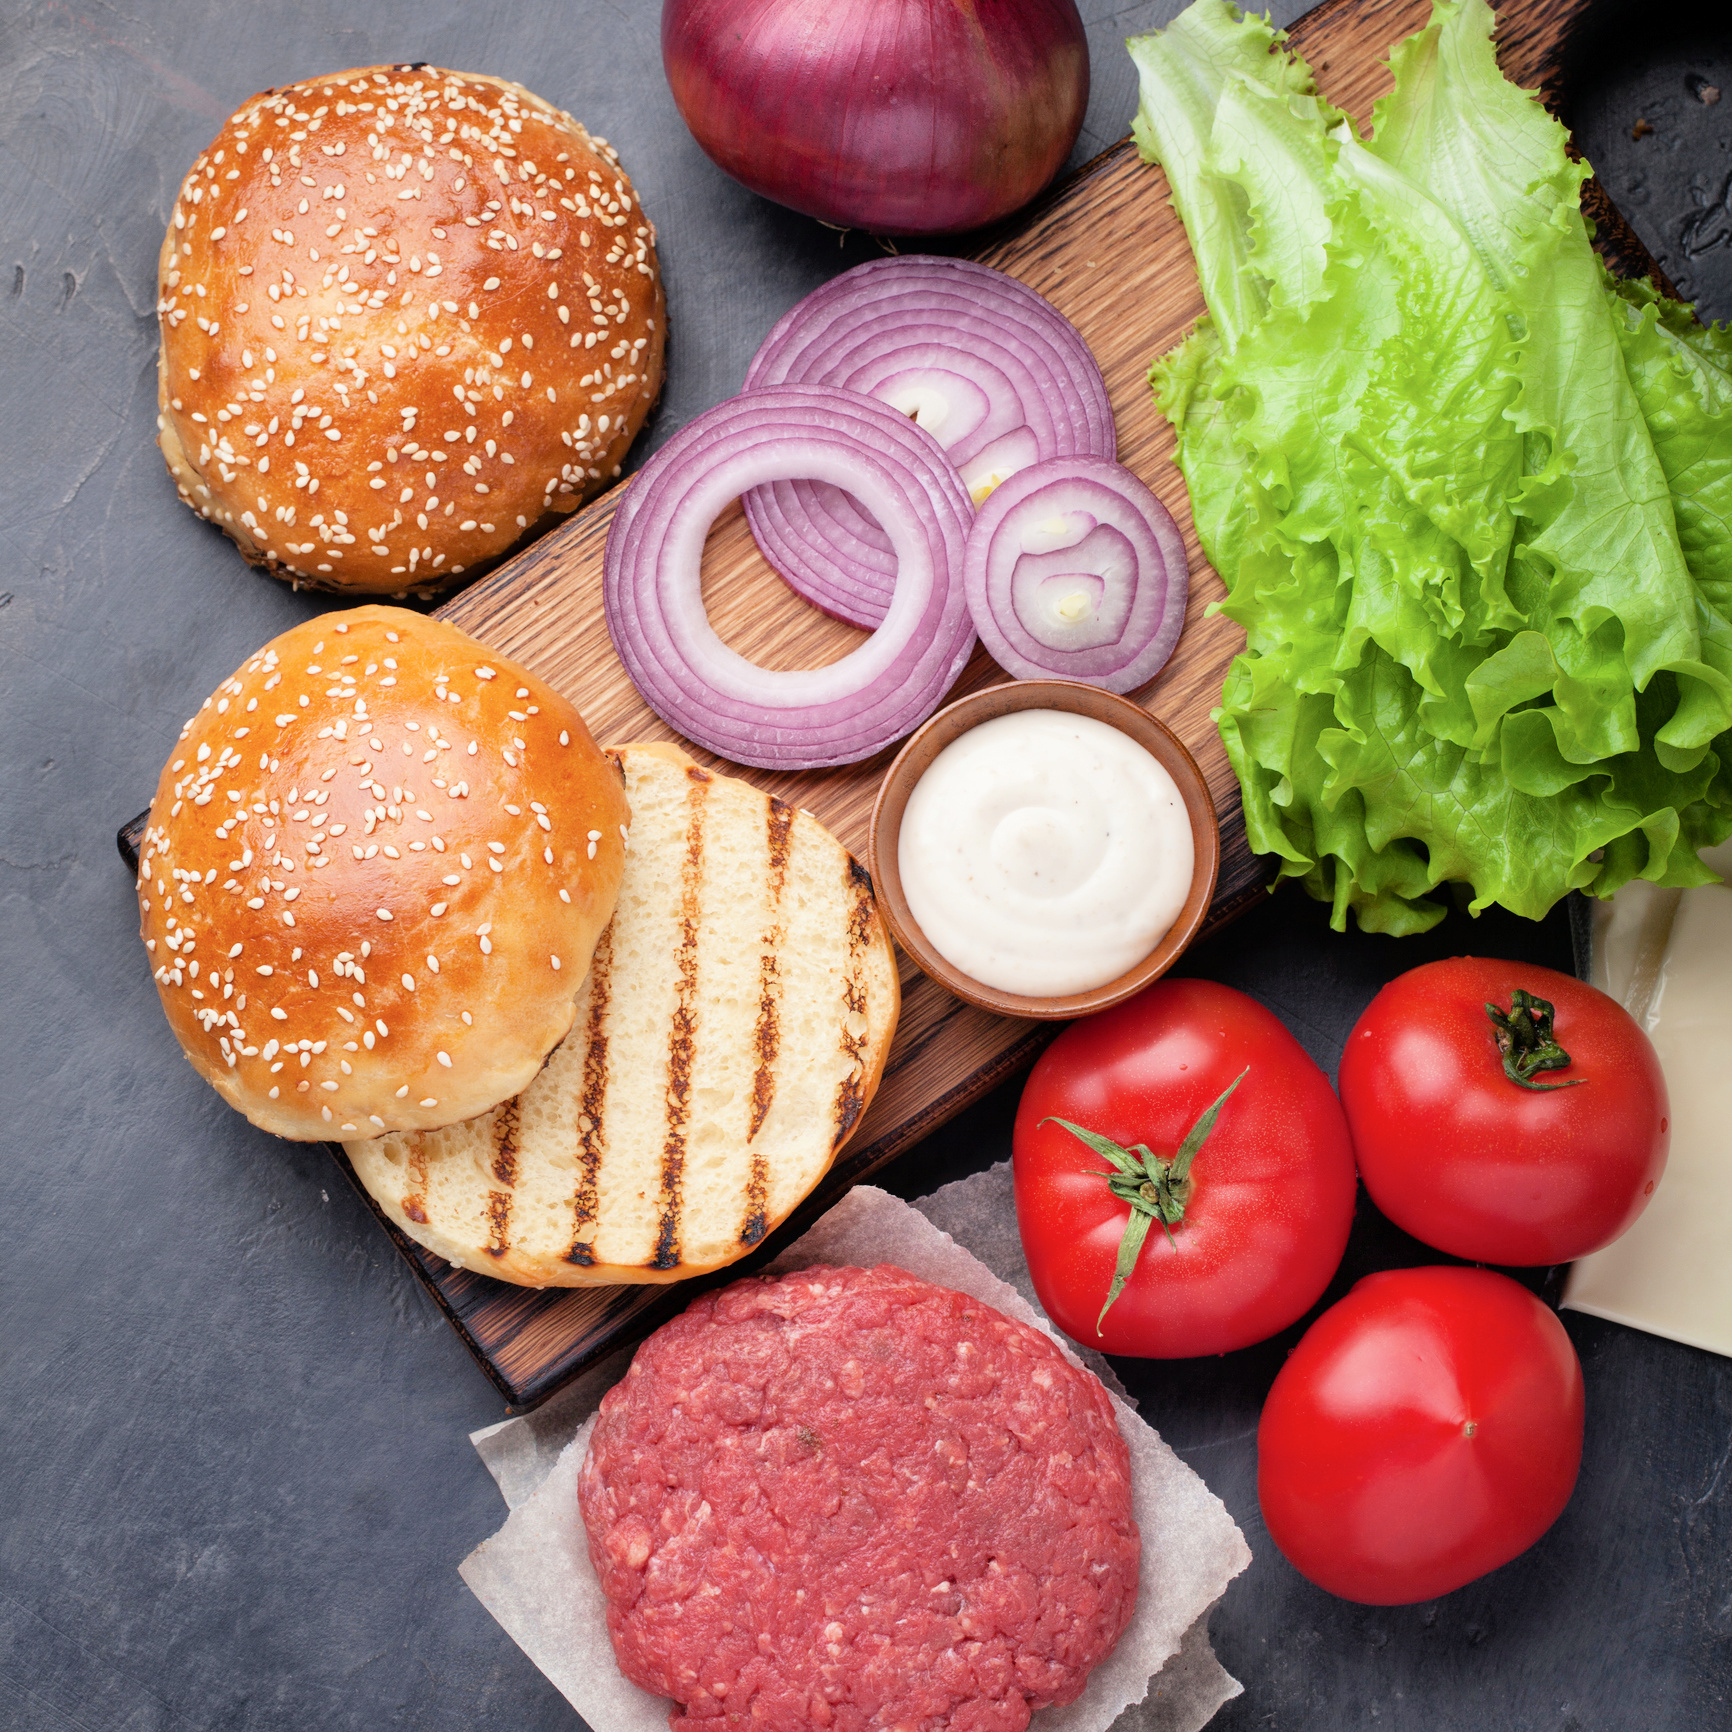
[662,0,1090,236]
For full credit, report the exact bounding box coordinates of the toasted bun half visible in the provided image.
[346,742,902,1285]
[137,605,628,1140]
[156,65,664,594]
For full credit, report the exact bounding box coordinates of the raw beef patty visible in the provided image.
[579,1263,1140,1731]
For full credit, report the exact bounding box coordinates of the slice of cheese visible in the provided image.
[1563,840,1732,1356]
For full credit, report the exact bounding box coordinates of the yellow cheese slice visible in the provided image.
[1563,841,1732,1356]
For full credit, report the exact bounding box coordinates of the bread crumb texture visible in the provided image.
[137,605,628,1141]
[579,1264,1140,1732]
[156,65,665,593]
[346,744,901,1285]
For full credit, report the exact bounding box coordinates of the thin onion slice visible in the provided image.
[964,457,1187,693]
[743,257,1114,628]
[603,384,976,771]
[750,257,1114,453]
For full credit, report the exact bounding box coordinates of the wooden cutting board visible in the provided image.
[125,0,1637,1406]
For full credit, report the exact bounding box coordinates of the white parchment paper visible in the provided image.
[461,1173,1251,1732]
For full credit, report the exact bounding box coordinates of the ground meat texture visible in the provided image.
[579,1263,1140,1732]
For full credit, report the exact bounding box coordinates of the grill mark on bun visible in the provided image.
[566,927,613,1267]
[485,1098,520,1257]
[404,1138,430,1224]
[651,775,707,1271]
[489,1097,520,1187]
[484,1187,512,1259]
[832,860,875,1149]
[740,798,795,1247]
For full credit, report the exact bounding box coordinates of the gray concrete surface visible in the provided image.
[2,2,1727,1728]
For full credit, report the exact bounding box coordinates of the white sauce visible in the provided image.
[898,709,1194,997]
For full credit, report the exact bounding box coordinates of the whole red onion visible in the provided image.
[662,0,1090,236]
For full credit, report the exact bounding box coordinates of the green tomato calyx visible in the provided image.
[1041,1068,1248,1336]
[1485,989,1585,1092]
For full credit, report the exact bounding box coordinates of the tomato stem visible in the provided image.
[1041,1068,1248,1336]
[1484,989,1585,1092]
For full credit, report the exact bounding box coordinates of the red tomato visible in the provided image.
[1012,978,1357,1358]
[1258,1266,1584,1604]
[1337,958,1669,1264]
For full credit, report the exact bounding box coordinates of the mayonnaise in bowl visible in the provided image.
[896,708,1195,998]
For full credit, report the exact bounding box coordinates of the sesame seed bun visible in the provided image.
[156,66,665,594]
[137,605,630,1141]
[345,743,900,1286]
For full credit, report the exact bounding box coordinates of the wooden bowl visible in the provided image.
[867,680,1221,1020]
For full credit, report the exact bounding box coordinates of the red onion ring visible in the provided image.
[743,257,1114,629]
[963,457,1187,693]
[603,385,976,770]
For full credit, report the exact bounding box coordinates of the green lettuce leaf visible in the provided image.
[1129,1,1340,349]
[1131,0,1732,931]
[1605,273,1732,612]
